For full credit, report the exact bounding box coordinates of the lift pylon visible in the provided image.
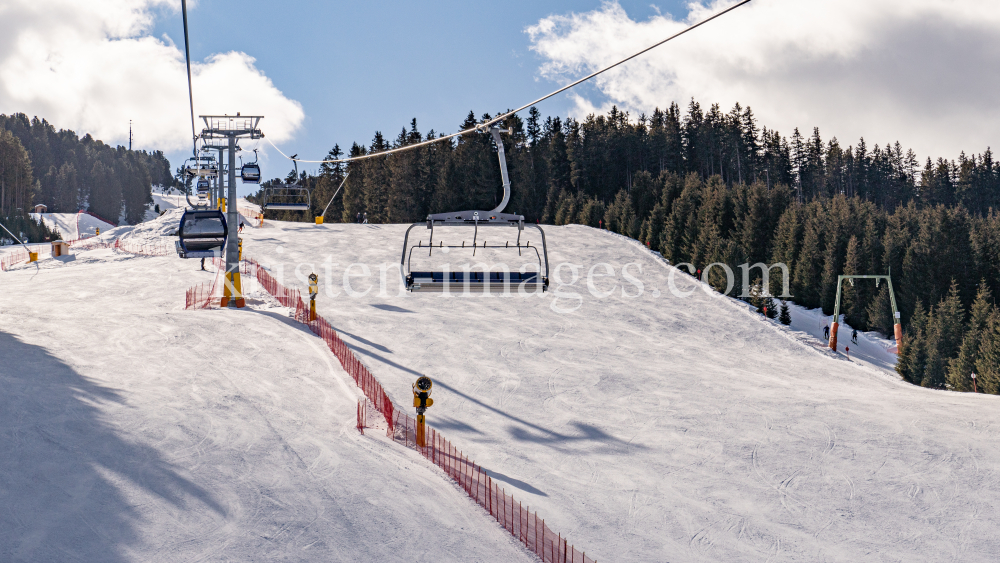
[830,274,902,353]
[199,114,264,308]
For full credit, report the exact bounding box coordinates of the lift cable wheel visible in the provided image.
[401,126,549,294]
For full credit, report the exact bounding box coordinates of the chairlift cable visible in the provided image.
[180,0,198,156]
[266,0,751,165]
[320,173,351,218]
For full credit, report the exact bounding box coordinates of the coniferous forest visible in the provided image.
[0,113,173,230]
[254,99,1000,393]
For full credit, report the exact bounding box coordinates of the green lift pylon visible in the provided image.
[830,273,902,352]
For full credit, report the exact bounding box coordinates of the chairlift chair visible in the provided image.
[401,126,549,293]
[175,209,228,259]
[185,154,219,178]
[262,156,310,212]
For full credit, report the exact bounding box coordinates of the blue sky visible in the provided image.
[150,0,691,177]
[3,0,997,193]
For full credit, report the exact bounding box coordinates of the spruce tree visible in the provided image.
[921,281,964,388]
[948,283,994,391]
[865,285,894,336]
[779,300,792,325]
[764,295,778,319]
[896,301,927,383]
[974,312,1000,394]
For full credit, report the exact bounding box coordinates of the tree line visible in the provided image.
[0,113,172,226]
[254,98,1000,394]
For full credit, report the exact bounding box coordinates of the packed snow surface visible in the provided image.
[2,215,1000,562]
[0,246,534,561]
[246,220,1000,562]
[30,211,114,240]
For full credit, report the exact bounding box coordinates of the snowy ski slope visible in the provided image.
[0,241,535,562]
[246,220,1000,563]
[2,214,999,562]
[30,211,114,241]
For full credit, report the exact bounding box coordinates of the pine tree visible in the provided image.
[779,300,792,325]
[974,312,1000,394]
[865,284,894,336]
[921,281,964,388]
[764,295,777,318]
[948,283,994,391]
[542,117,571,223]
[896,301,927,383]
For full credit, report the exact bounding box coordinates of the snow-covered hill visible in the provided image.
[2,215,999,562]
[245,220,1000,563]
[30,211,115,241]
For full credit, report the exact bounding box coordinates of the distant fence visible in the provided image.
[238,207,262,228]
[113,238,173,256]
[1,236,173,271]
[77,209,118,227]
[66,236,173,257]
[229,256,594,563]
[0,248,29,271]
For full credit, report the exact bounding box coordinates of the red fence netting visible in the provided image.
[236,256,595,563]
[112,238,173,256]
[77,209,118,227]
[0,248,29,271]
[238,206,263,227]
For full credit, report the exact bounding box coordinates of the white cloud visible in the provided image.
[528,0,1000,160]
[0,0,303,152]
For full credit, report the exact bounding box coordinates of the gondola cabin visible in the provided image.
[175,209,228,259]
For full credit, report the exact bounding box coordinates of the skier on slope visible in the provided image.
[823,325,830,340]
[852,329,858,344]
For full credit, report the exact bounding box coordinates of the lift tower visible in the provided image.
[200,139,233,211]
[199,114,264,308]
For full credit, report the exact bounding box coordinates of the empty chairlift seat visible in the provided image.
[263,184,310,212]
[406,269,544,292]
[400,126,550,294]
[175,209,228,259]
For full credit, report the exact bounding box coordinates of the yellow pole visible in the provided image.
[417,414,426,448]
[221,270,245,308]
[308,272,318,321]
[238,238,243,261]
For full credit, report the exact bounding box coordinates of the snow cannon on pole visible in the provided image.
[413,376,434,448]
[308,272,318,321]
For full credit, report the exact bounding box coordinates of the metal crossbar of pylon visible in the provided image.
[830,274,902,352]
[199,114,264,308]
[200,115,263,138]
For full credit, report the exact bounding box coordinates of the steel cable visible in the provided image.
[267,0,751,164]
